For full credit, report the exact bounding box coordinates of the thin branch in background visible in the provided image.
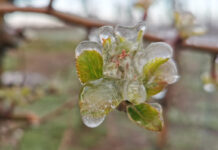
[211,54,217,80]
[0,4,112,28]
[0,4,217,54]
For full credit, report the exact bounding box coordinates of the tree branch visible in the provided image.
[0,4,112,28]
[0,4,217,54]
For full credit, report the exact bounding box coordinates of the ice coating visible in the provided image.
[102,22,147,80]
[123,80,146,104]
[174,11,206,38]
[156,59,179,84]
[82,115,105,128]
[75,41,102,58]
[152,89,167,100]
[79,78,122,127]
[149,103,163,121]
[149,103,163,114]
[145,42,173,61]
[99,26,115,44]
[115,21,146,42]
[75,22,179,128]
[134,42,173,74]
[88,28,101,42]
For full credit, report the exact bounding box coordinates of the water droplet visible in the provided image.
[75,41,102,58]
[82,115,105,128]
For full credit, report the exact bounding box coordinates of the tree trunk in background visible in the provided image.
[0,0,16,114]
[0,0,17,85]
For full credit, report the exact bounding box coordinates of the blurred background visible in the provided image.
[0,0,218,150]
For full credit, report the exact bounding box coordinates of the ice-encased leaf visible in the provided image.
[75,41,102,58]
[79,78,123,128]
[174,11,206,39]
[127,103,163,131]
[174,11,195,30]
[134,42,173,74]
[142,57,169,84]
[155,59,179,84]
[144,42,173,61]
[123,80,146,104]
[98,26,115,45]
[115,22,146,51]
[76,48,103,84]
[115,21,146,42]
[144,59,178,98]
[146,78,167,98]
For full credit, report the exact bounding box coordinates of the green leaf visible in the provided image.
[143,57,169,84]
[76,50,103,84]
[127,103,163,131]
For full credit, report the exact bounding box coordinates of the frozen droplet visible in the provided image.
[203,83,216,93]
[152,89,167,100]
[79,78,122,128]
[82,115,105,128]
[156,59,179,84]
[75,41,102,58]
[123,80,146,104]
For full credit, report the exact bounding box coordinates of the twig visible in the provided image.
[0,4,112,28]
[48,0,54,10]
[211,54,217,80]
[0,4,217,54]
